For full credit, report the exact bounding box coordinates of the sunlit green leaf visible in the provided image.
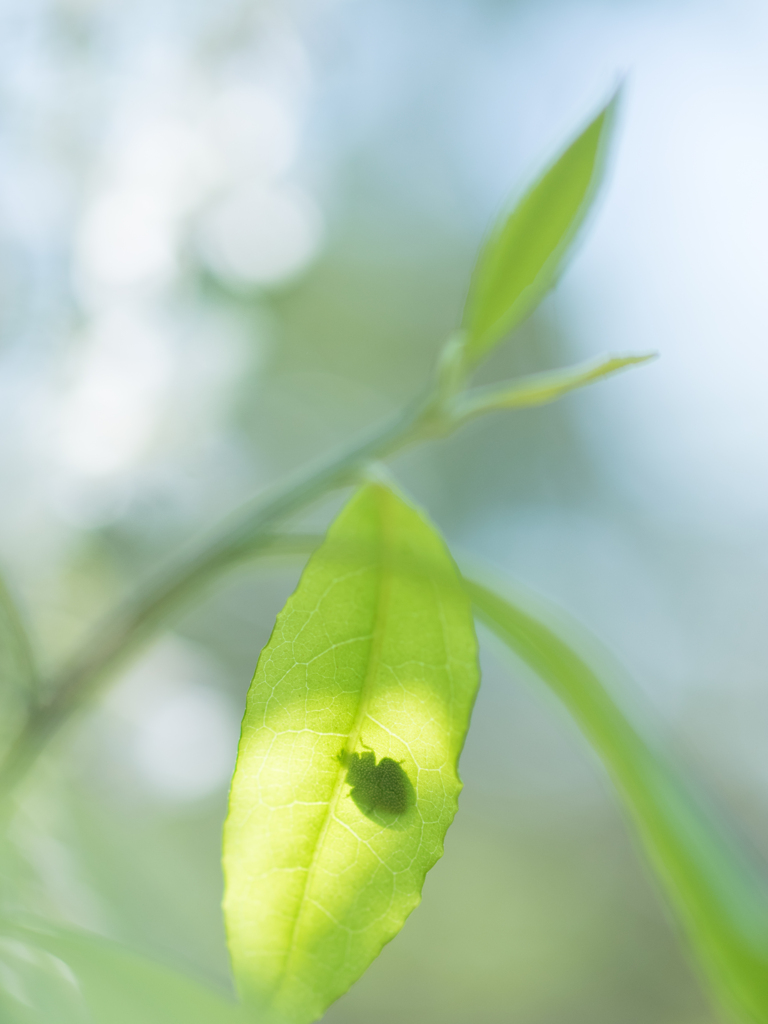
[463,90,620,365]
[0,920,250,1023]
[465,573,768,1024]
[454,352,655,422]
[223,483,479,1024]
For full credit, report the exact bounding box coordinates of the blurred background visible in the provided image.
[0,0,767,1021]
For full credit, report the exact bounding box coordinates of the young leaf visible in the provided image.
[453,352,655,423]
[465,573,768,1024]
[463,90,619,365]
[0,920,250,1023]
[223,483,479,1024]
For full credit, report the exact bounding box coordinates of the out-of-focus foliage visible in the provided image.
[468,575,768,1024]
[0,920,250,1023]
[224,485,478,1023]
[0,573,36,751]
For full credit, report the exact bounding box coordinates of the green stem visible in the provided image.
[0,343,654,797]
[0,397,426,796]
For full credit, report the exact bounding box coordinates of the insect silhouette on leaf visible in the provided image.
[339,747,415,818]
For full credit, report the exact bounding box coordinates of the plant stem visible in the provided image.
[0,398,427,797]
[0,344,653,797]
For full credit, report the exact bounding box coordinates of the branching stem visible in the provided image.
[0,341,649,797]
[0,394,431,796]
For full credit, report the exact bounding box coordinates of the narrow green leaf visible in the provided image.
[223,483,479,1024]
[463,90,620,365]
[454,352,655,422]
[465,573,768,1024]
[0,920,250,1023]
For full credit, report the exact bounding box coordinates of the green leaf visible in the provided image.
[463,90,620,365]
[223,483,479,1024]
[0,571,38,753]
[465,573,768,1024]
[0,572,37,697]
[0,920,250,1023]
[454,352,655,422]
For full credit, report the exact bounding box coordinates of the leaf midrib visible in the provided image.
[272,488,395,1003]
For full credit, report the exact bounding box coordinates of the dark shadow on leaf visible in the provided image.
[339,749,416,828]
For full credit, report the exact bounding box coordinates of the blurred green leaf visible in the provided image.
[463,90,619,365]
[0,920,250,1023]
[465,573,768,1024]
[454,352,655,421]
[223,483,479,1024]
[0,572,37,755]
[0,572,37,697]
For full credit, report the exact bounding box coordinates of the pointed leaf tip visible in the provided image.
[223,483,480,1024]
[462,88,622,366]
[454,350,655,422]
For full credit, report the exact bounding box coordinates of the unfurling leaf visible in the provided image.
[465,573,768,1024]
[454,352,656,422]
[463,90,620,365]
[223,483,479,1024]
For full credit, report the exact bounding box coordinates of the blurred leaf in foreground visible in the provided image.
[223,483,479,1024]
[0,920,249,1024]
[462,90,619,366]
[0,572,37,754]
[0,573,36,694]
[465,573,768,1024]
